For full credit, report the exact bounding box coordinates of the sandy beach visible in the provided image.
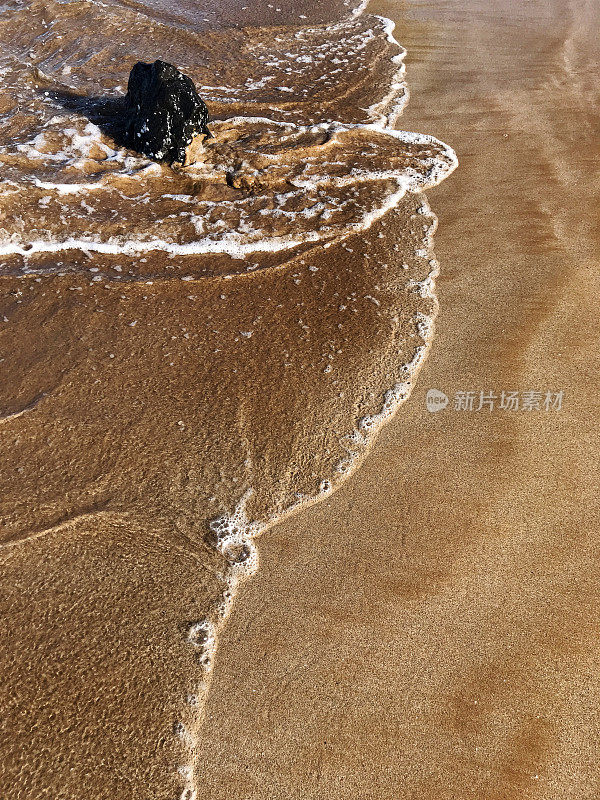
[1,0,598,798]
[192,1,600,798]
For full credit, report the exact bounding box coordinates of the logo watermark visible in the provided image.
[426,389,449,413]
[426,389,564,413]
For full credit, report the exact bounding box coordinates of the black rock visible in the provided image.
[124,59,211,164]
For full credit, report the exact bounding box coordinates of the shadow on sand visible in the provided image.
[39,87,132,151]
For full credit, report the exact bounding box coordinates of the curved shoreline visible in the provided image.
[170,4,456,772]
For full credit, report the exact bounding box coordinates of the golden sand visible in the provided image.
[191,1,600,797]
[1,0,598,797]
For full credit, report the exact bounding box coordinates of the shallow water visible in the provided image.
[0,1,456,796]
[0,2,455,273]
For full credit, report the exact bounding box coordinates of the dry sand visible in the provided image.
[192,1,600,797]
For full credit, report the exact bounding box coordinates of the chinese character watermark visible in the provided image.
[426,389,563,413]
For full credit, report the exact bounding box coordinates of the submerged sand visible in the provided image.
[0,1,458,798]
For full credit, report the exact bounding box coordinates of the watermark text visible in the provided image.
[426,389,564,413]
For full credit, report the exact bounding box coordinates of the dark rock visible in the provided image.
[124,59,211,164]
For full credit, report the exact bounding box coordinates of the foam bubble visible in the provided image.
[0,119,456,269]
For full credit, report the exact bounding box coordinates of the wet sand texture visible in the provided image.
[0,0,458,797]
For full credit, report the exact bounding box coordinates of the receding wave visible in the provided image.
[0,115,455,273]
[0,1,455,278]
[0,1,456,798]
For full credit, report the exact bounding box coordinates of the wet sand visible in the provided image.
[0,1,457,797]
[192,1,600,798]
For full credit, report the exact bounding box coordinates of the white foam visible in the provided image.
[366,17,410,128]
[208,490,261,588]
[0,119,456,261]
[33,178,104,195]
[186,620,216,668]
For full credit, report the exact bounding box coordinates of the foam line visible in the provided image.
[0,121,456,260]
